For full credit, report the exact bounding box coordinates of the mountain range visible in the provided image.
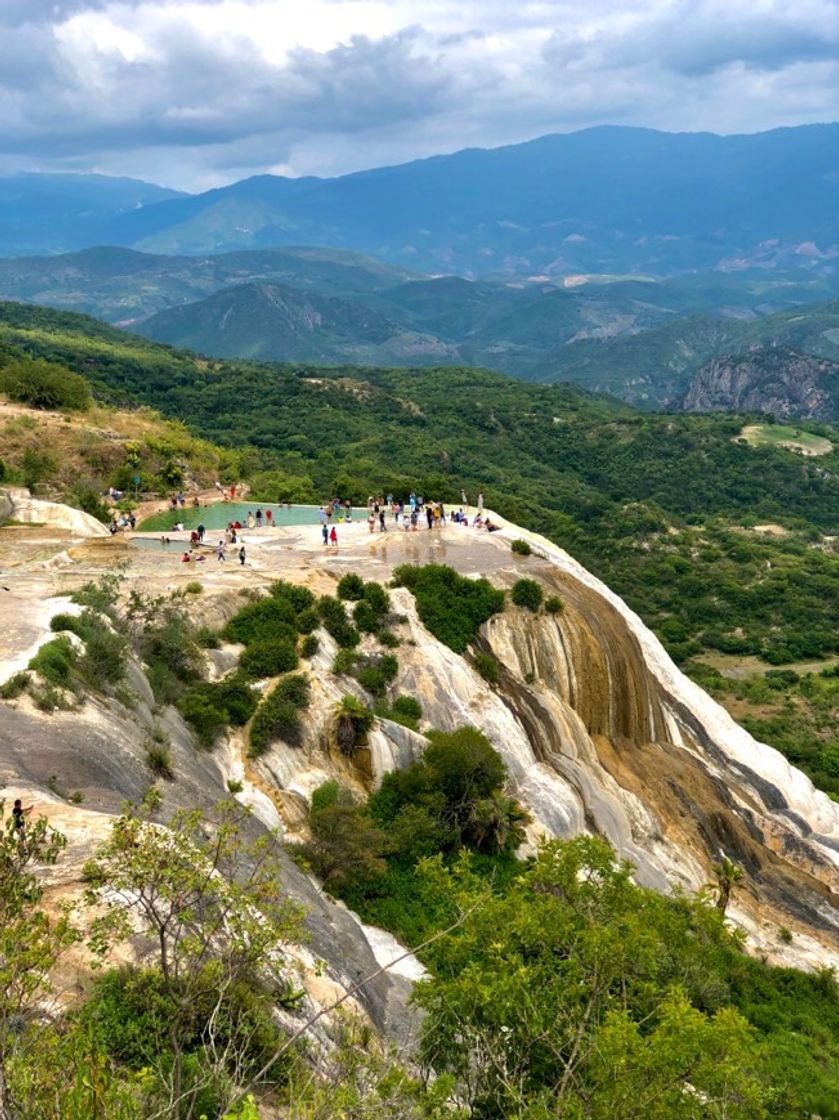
[2,124,839,276]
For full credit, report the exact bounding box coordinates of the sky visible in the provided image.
[1,0,838,191]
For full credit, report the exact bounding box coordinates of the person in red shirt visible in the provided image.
[329,526,338,548]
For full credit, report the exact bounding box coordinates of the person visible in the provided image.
[410,509,419,531]
[12,799,32,843]
[247,511,255,530]
[379,509,386,532]
[426,506,434,529]
[322,523,329,547]
[239,545,246,566]
[461,488,468,509]
[477,491,484,514]
[319,506,327,525]
[255,508,263,528]
[192,496,200,508]
[190,530,199,547]
[265,508,273,526]
[128,513,136,530]
[329,525,338,548]
[368,511,376,533]
[216,540,226,561]
[197,523,205,542]
[181,551,192,563]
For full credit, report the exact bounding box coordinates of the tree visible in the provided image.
[0,803,76,1120]
[414,837,768,1119]
[712,857,744,915]
[292,783,389,890]
[83,794,307,1119]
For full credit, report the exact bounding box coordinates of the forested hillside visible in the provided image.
[2,298,839,796]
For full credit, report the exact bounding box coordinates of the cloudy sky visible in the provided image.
[2,0,838,190]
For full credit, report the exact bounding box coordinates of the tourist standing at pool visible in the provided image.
[265,509,272,527]
[379,509,386,532]
[217,540,226,561]
[197,523,205,542]
[255,509,262,528]
[330,526,338,548]
[322,523,329,546]
[239,545,246,566]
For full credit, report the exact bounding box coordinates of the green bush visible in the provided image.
[333,648,358,675]
[223,596,298,645]
[295,607,320,635]
[378,629,400,648]
[195,626,221,649]
[353,600,381,634]
[178,676,257,748]
[145,742,174,780]
[392,564,505,653]
[356,654,399,697]
[0,671,30,699]
[270,579,315,614]
[378,694,423,731]
[474,651,500,684]
[337,573,365,601]
[391,695,422,723]
[511,578,543,612]
[249,675,310,756]
[0,356,91,411]
[318,596,360,649]
[544,595,564,614]
[29,636,78,689]
[239,637,299,679]
[363,581,390,616]
[301,633,320,658]
[511,538,532,556]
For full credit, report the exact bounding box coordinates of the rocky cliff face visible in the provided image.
[1,503,838,1052]
[680,346,839,419]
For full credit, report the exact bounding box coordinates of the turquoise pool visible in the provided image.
[137,502,326,532]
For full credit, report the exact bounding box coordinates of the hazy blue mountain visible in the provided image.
[4,125,839,275]
[0,173,183,257]
[0,245,418,324]
[103,124,839,276]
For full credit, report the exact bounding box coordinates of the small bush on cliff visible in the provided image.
[239,637,299,679]
[545,595,564,614]
[511,538,532,556]
[474,651,500,684]
[223,596,297,645]
[392,564,505,653]
[337,573,365,601]
[511,578,543,612]
[249,674,310,756]
[318,596,360,649]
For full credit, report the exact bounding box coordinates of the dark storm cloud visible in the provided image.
[0,0,838,187]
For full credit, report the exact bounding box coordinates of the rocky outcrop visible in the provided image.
[3,487,110,536]
[680,346,839,419]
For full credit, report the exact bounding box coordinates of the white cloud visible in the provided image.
[0,0,837,188]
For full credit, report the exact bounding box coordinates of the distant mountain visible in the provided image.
[680,347,839,419]
[107,124,839,275]
[0,245,418,324]
[541,299,839,406]
[137,281,458,365]
[3,125,839,276]
[0,173,183,257]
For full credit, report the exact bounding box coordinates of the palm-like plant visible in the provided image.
[711,856,744,915]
